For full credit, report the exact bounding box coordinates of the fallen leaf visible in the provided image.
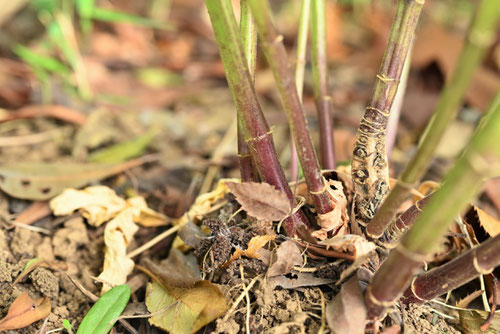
[226,235,274,265]
[319,234,376,260]
[226,181,291,221]
[313,180,349,240]
[175,178,236,227]
[326,275,366,334]
[0,157,155,200]
[98,207,139,293]
[474,206,500,237]
[458,309,500,334]
[146,280,228,334]
[143,249,201,288]
[51,186,127,226]
[0,292,51,331]
[268,273,335,289]
[77,285,131,334]
[128,196,169,227]
[268,241,303,277]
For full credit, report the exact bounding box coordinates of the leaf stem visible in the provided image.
[248,0,334,216]
[364,93,500,319]
[311,0,336,169]
[366,0,500,238]
[205,0,310,235]
[351,0,423,223]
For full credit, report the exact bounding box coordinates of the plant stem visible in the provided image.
[403,233,500,304]
[366,0,500,238]
[248,0,334,217]
[364,94,500,320]
[238,0,259,182]
[205,0,310,236]
[311,0,336,169]
[290,0,311,182]
[351,0,423,223]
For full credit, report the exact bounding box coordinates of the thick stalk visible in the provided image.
[351,0,423,223]
[290,0,311,182]
[205,0,310,235]
[238,0,259,182]
[364,95,500,320]
[403,233,500,304]
[248,0,334,217]
[311,0,336,169]
[366,0,500,238]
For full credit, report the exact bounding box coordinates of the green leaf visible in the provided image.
[14,45,69,74]
[76,0,95,18]
[87,129,158,163]
[146,281,228,334]
[77,285,130,334]
[90,7,170,29]
[62,319,74,334]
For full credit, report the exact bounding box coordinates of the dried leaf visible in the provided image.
[313,180,349,240]
[226,181,291,221]
[326,275,366,334]
[268,241,303,277]
[50,186,168,227]
[143,249,201,288]
[319,234,376,260]
[268,273,335,289]
[0,158,152,200]
[51,186,127,226]
[175,178,236,226]
[0,292,51,331]
[145,280,228,334]
[458,309,500,334]
[98,208,139,293]
[226,235,274,265]
[474,205,500,237]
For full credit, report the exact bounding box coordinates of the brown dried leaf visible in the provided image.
[226,235,274,265]
[319,234,376,260]
[474,205,500,237]
[226,181,291,221]
[458,308,500,333]
[268,241,303,277]
[326,275,366,334]
[313,180,349,240]
[0,292,51,331]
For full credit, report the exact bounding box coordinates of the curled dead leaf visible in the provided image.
[319,234,376,260]
[0,292,51,331]
[313,180,349,240]
[226,181,291,221]
[268,240,303,277]
[474,205,500,237]
[225,235,275,266]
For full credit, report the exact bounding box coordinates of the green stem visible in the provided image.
[248,0,334,216]
[351,0,423,223]
[366,0,500,238]
[238,0,259,182]
[311,0,336,169]
[290,0,311,182]
[365,92,500,319]
[205,0,310,235]
[403,233,500,304]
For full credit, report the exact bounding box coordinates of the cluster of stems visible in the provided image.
[247,0,335,217]
[351,0,423,223]
[364,91,500,319]
[205,0,310,235]
[366,0,500,238]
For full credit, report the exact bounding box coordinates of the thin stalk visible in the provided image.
[366,0,500,238]
[364,94,500,320]
[248,0,334,218]
[403,233,500,304]
[351,0,423,223]
[311,0,336,169]
[205,0,310,236]
[386,43,412,158]
[290,0,311,182]
[238,0,259,182]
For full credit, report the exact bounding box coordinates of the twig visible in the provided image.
[127,224,182,258]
